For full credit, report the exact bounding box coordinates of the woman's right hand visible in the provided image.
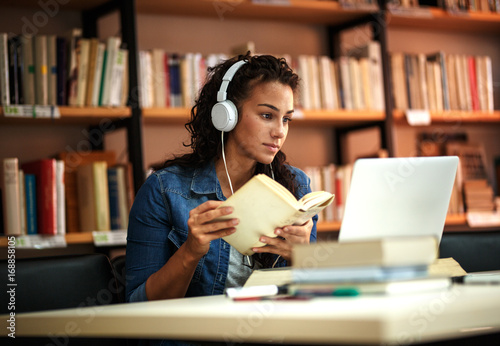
[185,200,238,259]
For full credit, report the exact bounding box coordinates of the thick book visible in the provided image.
[292,236,439,269]
[21,158,57,235]
[287,276,451,296]
[0,33,10,106]
[76,161,110,232]
[1,158,21,235]
[24,173,37,235]
[217,174,335,256]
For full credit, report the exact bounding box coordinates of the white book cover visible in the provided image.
[2,158,21,235]
[318,56,334,110]
[484,56,494,112]
[101,36,121,106]
[297,55,311,109]
[56,160,66,235]
[0,33,10,106]
[339,56,352,110]
[308,55,321,110]
[109,48,127,107]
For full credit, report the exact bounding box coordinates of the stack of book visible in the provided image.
[238,236,452,298]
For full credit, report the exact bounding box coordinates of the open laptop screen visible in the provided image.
[338,156,459,243]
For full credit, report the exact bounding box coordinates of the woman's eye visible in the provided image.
[284,117,293,123]
[261,113,272,119]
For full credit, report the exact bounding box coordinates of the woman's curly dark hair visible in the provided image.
[163,53,301,196]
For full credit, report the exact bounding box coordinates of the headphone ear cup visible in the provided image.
[211,100,238,132]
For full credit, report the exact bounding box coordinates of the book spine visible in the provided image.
[8,36,19,105]
[75,38,90,107]
[56,37,67,106]
[22,159,57,235]
[56,160,65,235]
[91,43,105,107]
[107,167,121,230]
[34,35,48,106]
[24,173,37,235]
[18,169,26,234]
[2,158,21,235]
[21,35,35,105]
[46,35,57,106]
[93,162,110,231]
[0,33,10,106]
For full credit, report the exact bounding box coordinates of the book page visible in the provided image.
[243,268,293,287]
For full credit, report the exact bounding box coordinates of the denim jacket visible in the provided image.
[126,161,317,303]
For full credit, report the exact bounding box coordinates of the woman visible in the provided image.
[126,53,317,304]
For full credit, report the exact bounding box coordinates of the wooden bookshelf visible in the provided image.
[0,106,130,125]
[389,7,500,33]
[135,0,377,25]
[393,109,500,124]
[0,214,474,247]
[143,107,385,126]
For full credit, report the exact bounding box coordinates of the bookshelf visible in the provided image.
[1,0,499,248]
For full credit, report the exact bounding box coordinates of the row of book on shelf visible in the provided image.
[0,29,128,108]
[0,151,134,236]
[137,40,385,111]
[390,0,500,13]
[390,51,495,112]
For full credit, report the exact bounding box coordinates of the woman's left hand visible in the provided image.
[252,219,313,263]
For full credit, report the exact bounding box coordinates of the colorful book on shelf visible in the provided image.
[21,158,57,235]
[21,35,36,105]
[1,158,21,235]
[107,165,130,230]
[34,35,48,106]
[56,36,67,106]
[77,161,111,232]
[7,35,21,105]
[66,28,82,106]
[216,174,335,256]
[24,173,37,235]
[47,35,57,106]
[58,150,116,233]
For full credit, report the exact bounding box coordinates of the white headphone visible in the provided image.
[211,60,247,132]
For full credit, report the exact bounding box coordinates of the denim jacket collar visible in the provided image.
[191,160,226,201]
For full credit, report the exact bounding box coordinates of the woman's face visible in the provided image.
[228,81,294,165]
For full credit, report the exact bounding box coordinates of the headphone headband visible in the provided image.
[217,60,247,102]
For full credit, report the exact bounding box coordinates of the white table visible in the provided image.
[4,284,500,344]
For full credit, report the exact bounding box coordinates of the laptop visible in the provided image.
[338,156,459,243]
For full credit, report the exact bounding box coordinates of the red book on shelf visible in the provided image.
[21,158,57,235]
[467,56,480,112]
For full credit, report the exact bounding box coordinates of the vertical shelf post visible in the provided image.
[119,0,145,194]
[373,0,394,157]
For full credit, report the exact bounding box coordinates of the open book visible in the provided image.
[218,174,335,255]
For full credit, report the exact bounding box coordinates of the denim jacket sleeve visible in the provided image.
[125,173,172,303]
